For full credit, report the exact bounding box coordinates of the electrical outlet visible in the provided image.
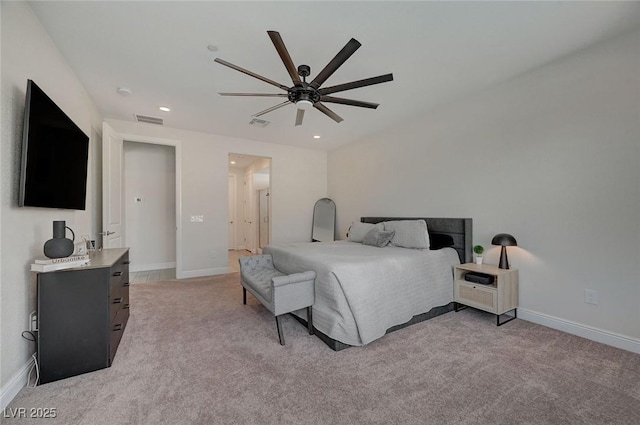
[29,311,38,332]
[584,289,598,305]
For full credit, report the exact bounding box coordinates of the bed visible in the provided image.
[263,217,472,350]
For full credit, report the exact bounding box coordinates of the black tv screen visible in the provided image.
[19,80,89,210]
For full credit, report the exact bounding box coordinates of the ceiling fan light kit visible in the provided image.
[296,99,313,110]
[215,30,393,126]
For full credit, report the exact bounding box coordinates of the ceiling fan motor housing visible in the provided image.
[288,83,320,105]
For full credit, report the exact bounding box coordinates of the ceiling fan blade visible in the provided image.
[313,102,344,123]
[253,101,292,117]
[267,31,302,85]
[319,73,394,95]
[320,96,379,109]
[295,109,305,126]
[214,58,289,91]
[310,38,361,89]
[219,93,288,97]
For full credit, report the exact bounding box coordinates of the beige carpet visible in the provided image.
[5,273,640,425]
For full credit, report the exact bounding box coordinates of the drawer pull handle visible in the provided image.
[113,324,123,331]
[123,282,130,287]
[123,303,130,309]
[123,261,131,265]
[113,297,123,304]
[113,271,123,277]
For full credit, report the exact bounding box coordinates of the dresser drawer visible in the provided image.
[109,271,129,297]
[109,307,130,365]
[455,280,497,314]
[109,269,129,297]
[109,287,129,324]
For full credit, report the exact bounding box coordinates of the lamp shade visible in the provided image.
[491,233,517,247]
[491,233,517,269]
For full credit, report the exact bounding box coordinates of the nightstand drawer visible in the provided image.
[455,280,497,313]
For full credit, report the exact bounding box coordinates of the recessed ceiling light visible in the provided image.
[159,106,171,112]
[207,44,218,52]
[313,135,321,139]
[117,87,132,95]
[230,161,236,165]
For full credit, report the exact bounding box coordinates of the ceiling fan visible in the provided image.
[214,30,393,126]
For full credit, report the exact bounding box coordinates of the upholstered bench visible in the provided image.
[239,254,316,345]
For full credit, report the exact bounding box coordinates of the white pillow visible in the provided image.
[383,220,430,249]
[347,222,382,243]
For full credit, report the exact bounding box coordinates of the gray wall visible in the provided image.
[328,30,640,341]
[1,2,103,393]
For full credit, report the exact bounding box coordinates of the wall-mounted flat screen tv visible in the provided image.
[19,80,89,210]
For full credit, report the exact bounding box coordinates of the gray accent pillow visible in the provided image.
[383,220,430,249]
[347,222,383,243]
[362,227,395,248]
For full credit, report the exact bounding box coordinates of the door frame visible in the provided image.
[102,127,184,278]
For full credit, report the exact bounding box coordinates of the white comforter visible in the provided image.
[263,241,459,346]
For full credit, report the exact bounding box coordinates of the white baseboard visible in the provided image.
[0,357,35,410]
[518,308,640,354]
[177,267,229,279]
[130,262,176,273]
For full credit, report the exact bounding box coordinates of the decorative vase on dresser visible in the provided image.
[43,220,75,258]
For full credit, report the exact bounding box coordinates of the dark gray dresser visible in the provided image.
[37,248,130,384]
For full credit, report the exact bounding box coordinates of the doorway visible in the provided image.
[228,154,271,264]
[123,141,176,276]
[102,123,183,278]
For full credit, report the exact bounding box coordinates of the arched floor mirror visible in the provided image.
[312,198,336,242]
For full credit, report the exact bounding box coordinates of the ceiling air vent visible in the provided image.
[249,117,270,128]
[134,114,164,125]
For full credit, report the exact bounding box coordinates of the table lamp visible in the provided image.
[491,233,517,269]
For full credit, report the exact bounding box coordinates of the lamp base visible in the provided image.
[498,246,510,269]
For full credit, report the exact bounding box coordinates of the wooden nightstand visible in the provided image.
[453,263,518,326]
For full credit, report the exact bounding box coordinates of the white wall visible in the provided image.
[106,119,327,277]
[328,30,640,344]
[123,142,176,271]
[0,1,102,400]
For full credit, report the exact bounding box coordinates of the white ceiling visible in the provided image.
[29,1,640,151]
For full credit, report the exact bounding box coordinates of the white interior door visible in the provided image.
[259,189,270,249]
[228,174,237,250]
[102,122,124,248]
[243,171,255,253]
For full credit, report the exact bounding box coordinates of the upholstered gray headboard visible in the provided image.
[361,217,472,264]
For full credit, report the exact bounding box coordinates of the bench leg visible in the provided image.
[242,287,247,305]
[275,315,285,345]
[307,306,313,335]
